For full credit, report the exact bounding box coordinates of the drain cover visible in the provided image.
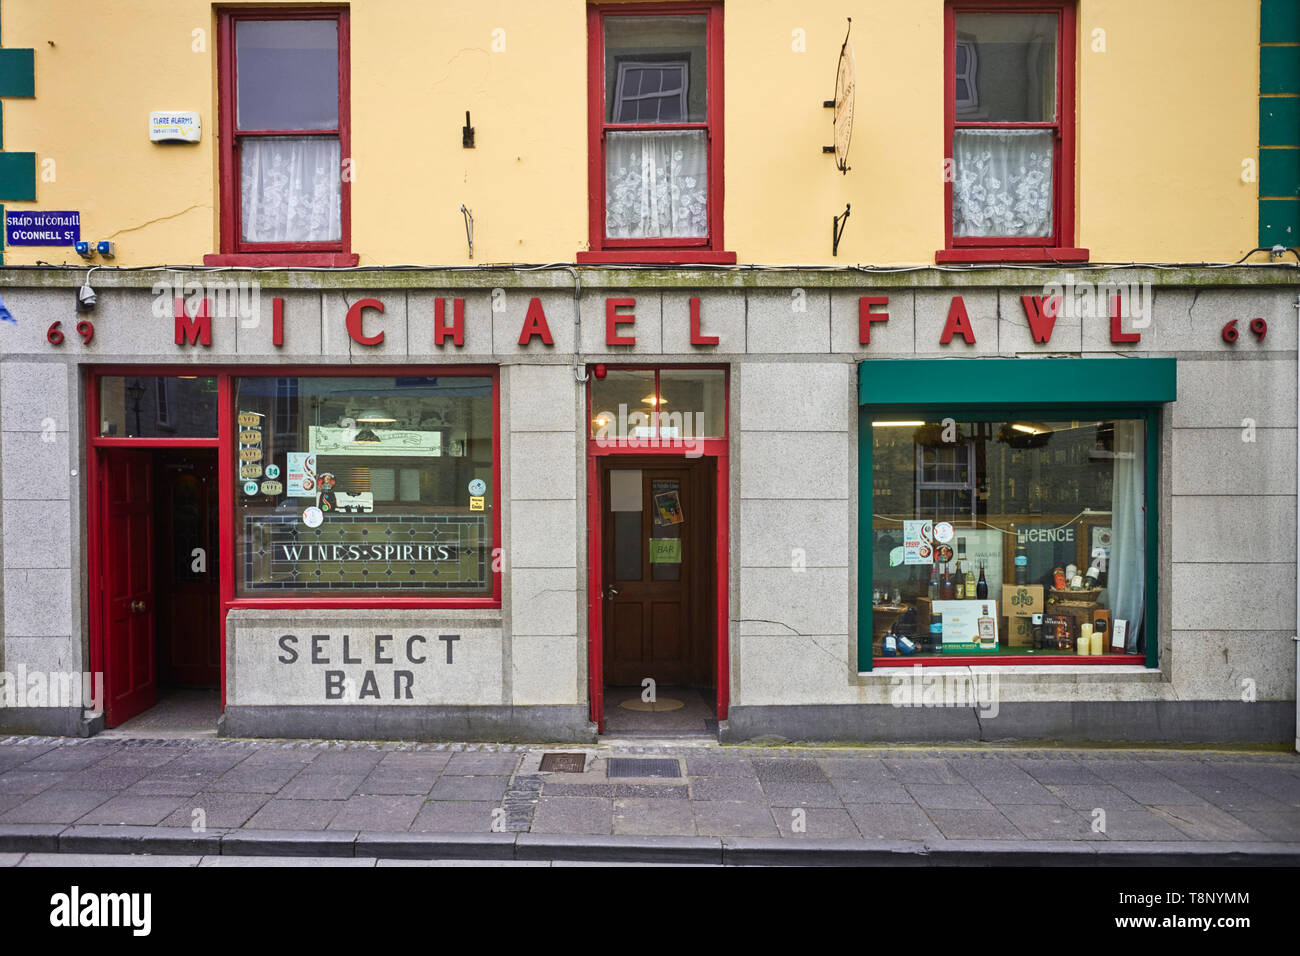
[606,757,680,779]
[539,752,587,773]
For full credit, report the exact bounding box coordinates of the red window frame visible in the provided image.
[206,7,359,267]
[937,0,1088,264]
[578,2,735,265]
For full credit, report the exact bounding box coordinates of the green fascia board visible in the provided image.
[1259,197,1299,245]
[0,151,35,200]
[0,48,34,98]
[858,358,1177,407]
[1260,96,1300,146]
[1261,45,1300,93]
[1260,146,1300,196]
[1262,0,1300,42]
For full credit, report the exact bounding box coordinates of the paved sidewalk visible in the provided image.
[1,735,1298,864]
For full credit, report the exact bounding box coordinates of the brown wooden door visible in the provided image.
[156,452,220,686]
[102,449,157,726]
[602,463,705,686]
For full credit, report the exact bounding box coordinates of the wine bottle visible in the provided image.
[939,564,954,600]
[975,563,989,599]
[929,563,940,600]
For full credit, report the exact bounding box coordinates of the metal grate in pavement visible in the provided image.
[539,752,587,773]
[606,757,681,778]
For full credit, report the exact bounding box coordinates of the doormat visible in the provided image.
[606,757,681,779]
[618,697,685,712]
[538,752,587,773]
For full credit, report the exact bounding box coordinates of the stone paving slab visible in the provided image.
[0,735,1295,859]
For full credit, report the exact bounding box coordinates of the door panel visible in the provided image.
[103,449,157,727]
[602,463,702,687]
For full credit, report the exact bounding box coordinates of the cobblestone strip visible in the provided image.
[501,774,543,832]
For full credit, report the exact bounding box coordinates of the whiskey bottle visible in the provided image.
[1014,532,1028,585]
[939,564,955,600]
[977,604,996,649]
[954,560,965,599]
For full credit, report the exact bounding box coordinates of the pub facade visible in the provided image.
[0,0,1295,745]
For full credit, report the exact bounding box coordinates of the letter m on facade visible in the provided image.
[175,297,212,346]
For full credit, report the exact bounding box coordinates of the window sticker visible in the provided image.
[652,485,683,526]
[649,538,682,564]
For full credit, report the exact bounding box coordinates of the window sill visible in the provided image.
[577,249,738,265]
[935,247,1090,264]
[203,253,361,267]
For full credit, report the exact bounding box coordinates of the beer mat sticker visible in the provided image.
[236,410,264,488]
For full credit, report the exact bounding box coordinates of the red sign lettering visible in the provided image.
[1020,295,1060,344]
[434,297,465,347]
[174,297,211,347]
[940,296,976,345]
[689,296,718,346]
[859,296,889,345]
[518,297,554,346]
[346,298,385,347]
[606,297,636,346]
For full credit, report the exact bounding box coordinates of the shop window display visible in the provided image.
[233,375,494,597]
[869,416,1146,659]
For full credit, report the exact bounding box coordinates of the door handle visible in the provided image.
[605,585,620,599]
[130,600,146,613]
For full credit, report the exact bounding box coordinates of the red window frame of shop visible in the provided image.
[206,7,359,267]
[85,366,502,709]
[937,0,1088,264]
[583,365,731,730]
[578,2,736,265]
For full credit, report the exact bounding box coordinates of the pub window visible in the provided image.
[98,376,218,438]
[580,3,734,264]
[214,9,351,260]
[869,415,1147,660]
[233,374,495,598]
[590,367,727,440]
[939,0,1085,263]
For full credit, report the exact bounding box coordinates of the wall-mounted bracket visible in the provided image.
[832,203,850,257]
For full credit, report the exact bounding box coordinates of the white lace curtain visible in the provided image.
[952,129,1053,238]
[1107,420,1147,652]
[605,130,708,239]
[241,136,342,243]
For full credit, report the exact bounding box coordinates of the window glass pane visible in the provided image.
[591,369,656,439]
[236,19,339,130]
[954,13,1056,122]
[605,15,707,124]
[869,418,1145,659]
[240,136,342,243]
[99,377,218,437]
[952,129,1053,238]
[657,369,725,437]
[234,375,494,597]
[606,129,707,239]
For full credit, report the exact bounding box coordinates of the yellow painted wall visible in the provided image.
[0,0,1260,267]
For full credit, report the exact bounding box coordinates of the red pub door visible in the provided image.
[101,449,158,726]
